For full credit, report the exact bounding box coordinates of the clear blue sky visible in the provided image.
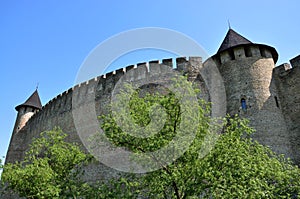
[1,0,300,162]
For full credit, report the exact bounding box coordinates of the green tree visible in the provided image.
[194,117,300,198]
[1,128,91,199]
[98,80,300,198]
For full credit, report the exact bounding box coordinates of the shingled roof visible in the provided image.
[217,28,252,53]
[215,28,278,63]
[15,90,42,111]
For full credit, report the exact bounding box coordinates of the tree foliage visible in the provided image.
[1,128,91,198]
[195,117,300,198]
[99,81,300,199]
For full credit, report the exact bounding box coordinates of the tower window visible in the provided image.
[274,96,279,108]
[245,47,252,57]
[228,49,235,60]
[241,98,247,110]
[259,46,266,57]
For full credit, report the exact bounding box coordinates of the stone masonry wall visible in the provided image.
[273,55,300,164]
[6,57,208,181]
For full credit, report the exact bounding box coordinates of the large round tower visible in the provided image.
[212,29,292,157]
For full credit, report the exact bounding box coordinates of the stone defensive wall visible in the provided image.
[8,52,300,178]
[6,56,212,180]
[273,55,300,162]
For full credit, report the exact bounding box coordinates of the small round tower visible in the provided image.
[13,89,42,134]
[212,28,291,157]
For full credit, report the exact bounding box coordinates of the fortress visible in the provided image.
[5,28,300,177]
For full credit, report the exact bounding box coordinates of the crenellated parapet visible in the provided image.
[273,55,300,78]
[34,56,202,118]
[215,44,277,65]
[290,55,300,68]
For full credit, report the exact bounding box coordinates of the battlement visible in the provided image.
[273,55,300,77]
[23,56,202,128]
[216,44,276,65]
[273,63,292,77]
[290,55,300,68]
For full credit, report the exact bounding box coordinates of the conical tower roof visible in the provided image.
[215,28,278,63]
[217,28,252,53]
[15,90,42,111]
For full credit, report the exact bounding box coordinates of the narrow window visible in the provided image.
[259,46,266,57]
[245,46,252,57]
[241,98,247,110]
[274,96,279,108]
[229,49,235,60]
